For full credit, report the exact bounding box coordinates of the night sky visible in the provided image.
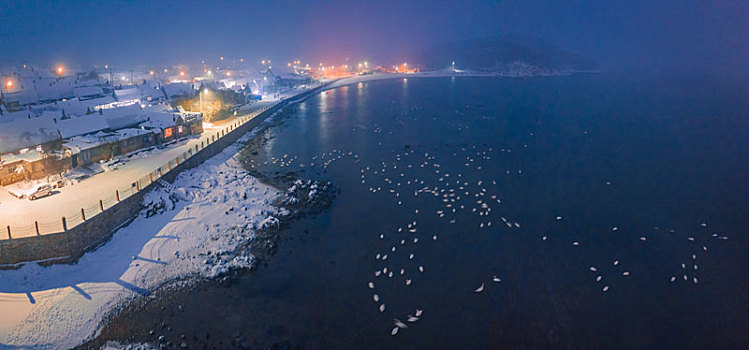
[1,0,746,74]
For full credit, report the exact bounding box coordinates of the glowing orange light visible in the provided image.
[226,72,231,77]
[164,68,168,73]
[56,66,64,74]
[149,70,155,75]
[180,71,185,77]
[220,56,224,61]
[5,80,13,88]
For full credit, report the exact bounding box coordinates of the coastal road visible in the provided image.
[0,98,286,239]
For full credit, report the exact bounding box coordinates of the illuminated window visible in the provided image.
[164,128,173,138]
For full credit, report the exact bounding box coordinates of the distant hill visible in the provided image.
[417,36,598,73]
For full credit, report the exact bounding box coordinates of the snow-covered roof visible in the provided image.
[101,104,148,130]
[141,112,177,130]
[3,89,39,105]
[55,104,148,139]
[0,116,61,154]
[55,115,109,139]
[63,128,153,153]
[138,85,165,100]
[114,88,140,102]
[74,86,104,99]
[80,95,116,109]
[162,83,194,98]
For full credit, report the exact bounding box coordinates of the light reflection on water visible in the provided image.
[108,75,748,349]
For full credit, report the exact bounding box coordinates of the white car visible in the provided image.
[27,184,52,200]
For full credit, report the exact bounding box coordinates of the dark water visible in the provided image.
[100,75,749,348]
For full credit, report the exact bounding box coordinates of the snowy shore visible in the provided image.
[0,110,294,349]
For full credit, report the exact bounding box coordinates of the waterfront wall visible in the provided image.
[0,85,322,268]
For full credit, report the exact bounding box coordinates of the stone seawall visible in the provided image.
[0,86,321,268]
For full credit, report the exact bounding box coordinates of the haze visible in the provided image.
[1,0,747,74]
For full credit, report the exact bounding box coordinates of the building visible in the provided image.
[141,111,202,143]
[63,129,156,168]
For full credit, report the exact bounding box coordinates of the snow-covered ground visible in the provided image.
[0,100,282,238]
[0,110,290,349]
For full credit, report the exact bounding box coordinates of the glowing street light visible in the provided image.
[226,71,231,77]
[164,68,169,73]
[199,89,211,115]
[149,70,155,75]
[56,66,64,75]
[220,56,224,61]
[180,71,185,77]
[5,80,13,89]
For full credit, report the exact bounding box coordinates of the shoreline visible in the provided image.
[322,69,597,91]
[0,92,323,349]
[0,71,598,349]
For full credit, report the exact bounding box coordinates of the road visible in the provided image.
[0,97,287,238]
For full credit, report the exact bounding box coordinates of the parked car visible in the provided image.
[28,184,52,200]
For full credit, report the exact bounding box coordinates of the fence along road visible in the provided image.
[0,93,292,240]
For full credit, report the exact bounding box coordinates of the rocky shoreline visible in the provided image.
[77,103,336,350]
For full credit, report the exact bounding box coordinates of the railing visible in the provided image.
[1,103,275,240]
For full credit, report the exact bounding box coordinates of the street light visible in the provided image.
[5,80,13,89]
[56,66,64,76]
[200,89,211,115]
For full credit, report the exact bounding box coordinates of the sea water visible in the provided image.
[107,74,749,348]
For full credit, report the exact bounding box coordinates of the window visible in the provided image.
[164,128,173,138]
